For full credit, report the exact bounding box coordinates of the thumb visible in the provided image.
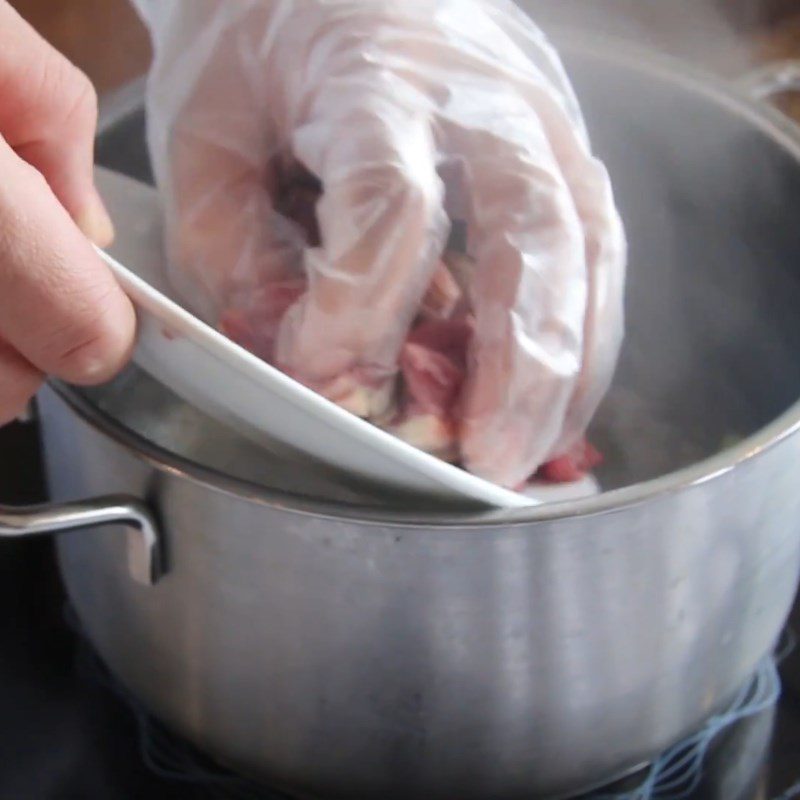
[0,137,135,385]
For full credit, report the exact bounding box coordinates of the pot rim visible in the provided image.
[73,37,800,528]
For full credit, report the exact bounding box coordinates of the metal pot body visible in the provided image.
[37,384,800,800]
[20,43,800,800]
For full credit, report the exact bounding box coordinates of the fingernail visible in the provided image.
[77,189,115,248]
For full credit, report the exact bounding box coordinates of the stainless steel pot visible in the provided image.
[4,42,800,800]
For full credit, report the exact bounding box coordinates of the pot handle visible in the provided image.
[739,60,800,109]
[0,495,163,586]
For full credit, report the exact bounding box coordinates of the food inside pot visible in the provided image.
[221,197,609,490]
[137,1,627,493]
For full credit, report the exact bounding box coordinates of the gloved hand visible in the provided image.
[0,1,135,426]
[133,0,626,489]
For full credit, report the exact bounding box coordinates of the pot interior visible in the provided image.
[82,45,800,510]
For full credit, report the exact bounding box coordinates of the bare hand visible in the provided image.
[0,1,135,425]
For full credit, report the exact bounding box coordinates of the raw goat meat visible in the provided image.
[136,0,625,490]
[220,178,602,485]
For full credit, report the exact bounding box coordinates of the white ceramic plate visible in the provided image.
[95,167,598,508]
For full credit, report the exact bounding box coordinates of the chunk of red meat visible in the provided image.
[397,320,605,483]
[406,317,473,355]
[537,440,603,483]
[399,318,472,419]
[400,344,464,417]
[220,279,306,362]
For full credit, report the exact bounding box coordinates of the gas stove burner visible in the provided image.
[582,659,780,800]
[64,606,791,800]
[64,606,289,799]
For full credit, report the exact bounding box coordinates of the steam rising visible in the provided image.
[518,0,762,74]
[511,0,800,489]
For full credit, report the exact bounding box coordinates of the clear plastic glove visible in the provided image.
[132,0,626,489]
